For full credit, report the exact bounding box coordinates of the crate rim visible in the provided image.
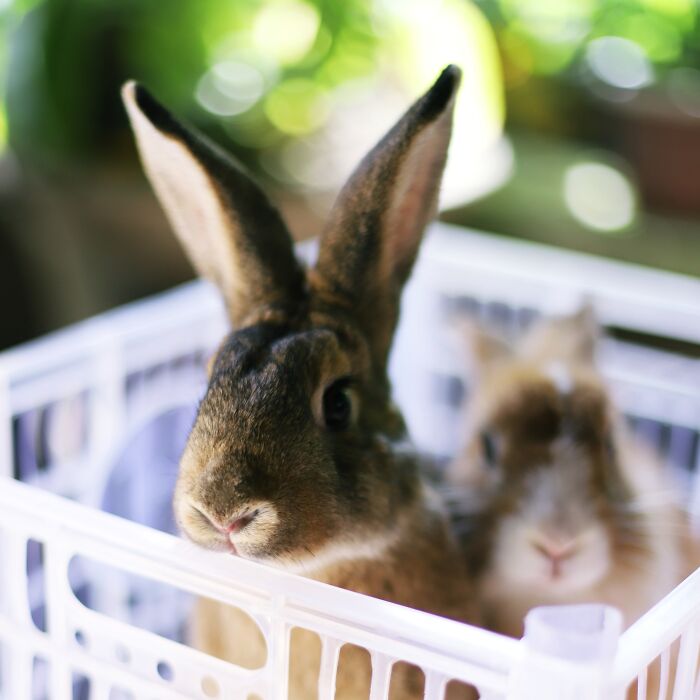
[2,222,700,380]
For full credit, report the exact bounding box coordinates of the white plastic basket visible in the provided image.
[1,223,700,700]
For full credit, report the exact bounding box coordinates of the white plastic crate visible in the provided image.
[1,223,700,700]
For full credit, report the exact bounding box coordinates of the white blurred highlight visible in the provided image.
[196,61,265,117]
[586,37,653,91]
[252,0,320,65]
[564,162,635,233]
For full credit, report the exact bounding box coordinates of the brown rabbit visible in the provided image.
[122,67,476,699]
[448,307,697,697]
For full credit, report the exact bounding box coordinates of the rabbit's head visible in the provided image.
[122,67,460,571]
[451,308,653,597]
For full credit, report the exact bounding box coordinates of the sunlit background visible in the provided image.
[0,0,698,350]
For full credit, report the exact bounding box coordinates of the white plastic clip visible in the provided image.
[509,604,623,700]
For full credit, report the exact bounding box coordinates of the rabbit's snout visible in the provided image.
[198,505,260,535]
[530,534,580,579]
[492,513,612,593]
[178,494,279,557]
[224,511,259,534]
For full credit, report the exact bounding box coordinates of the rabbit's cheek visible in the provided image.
[488,516,544,588]
[560,528,612,591]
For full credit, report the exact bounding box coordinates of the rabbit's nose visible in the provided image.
[192,503,256,535]
[531,535,578,563]
[224,510,258,534]
[531,535,579,579]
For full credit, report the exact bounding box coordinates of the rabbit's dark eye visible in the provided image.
[480,431,498,466]
[323,380,353,431]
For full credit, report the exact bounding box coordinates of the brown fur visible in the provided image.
[448,309,697,698]
[122,67,477,699]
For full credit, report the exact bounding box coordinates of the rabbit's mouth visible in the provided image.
[176,497,282,559]
[177,503,236,553]
[488,517,612,595]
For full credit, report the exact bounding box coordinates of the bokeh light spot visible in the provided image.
[586,37,653,90]
[252,0,320,66]
[564,162,636,233]
[196,61,265,117]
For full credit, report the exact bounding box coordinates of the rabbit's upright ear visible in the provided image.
[311,66,461,371]
[520,305,600,366]
[462,321,513,377]
[122,82,305,326]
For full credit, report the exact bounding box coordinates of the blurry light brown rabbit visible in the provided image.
[448,308,698,696]
[122,67,476,699]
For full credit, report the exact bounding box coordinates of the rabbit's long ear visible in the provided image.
[310,66,461,370]
[520,305,600,366]
[462,320,513,377]
[122,82,305,326]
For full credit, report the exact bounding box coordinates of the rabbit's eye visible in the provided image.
[480,431,498,466]
[323,380,353,431]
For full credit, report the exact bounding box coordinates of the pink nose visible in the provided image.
[224,511,257,534]
[532,536,578,567]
